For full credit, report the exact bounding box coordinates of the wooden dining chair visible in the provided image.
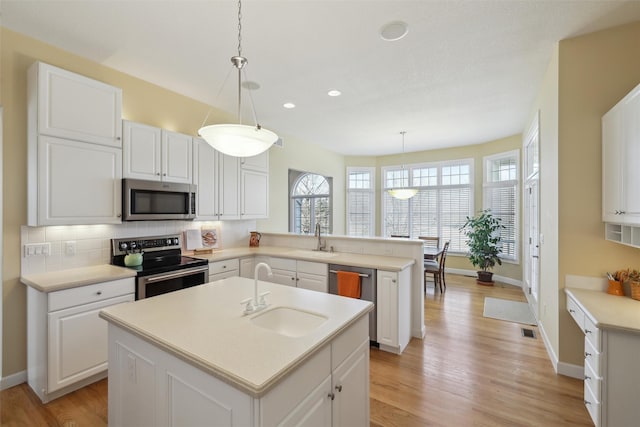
[418,236,440,258]
[424,240,449,292]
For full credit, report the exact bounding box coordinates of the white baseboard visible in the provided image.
[446,268,523,288]
[537,321,558,373]
[558,361,584,380]
[1,370,27,390]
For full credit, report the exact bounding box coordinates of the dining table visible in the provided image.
[424,246,444,261]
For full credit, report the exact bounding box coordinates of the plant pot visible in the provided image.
[476,271,494,286]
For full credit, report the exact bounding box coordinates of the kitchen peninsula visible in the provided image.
[100,277,373,426]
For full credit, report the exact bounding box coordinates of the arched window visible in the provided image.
[289,171,332,234]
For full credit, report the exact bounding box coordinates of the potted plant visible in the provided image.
[460,209,504,285]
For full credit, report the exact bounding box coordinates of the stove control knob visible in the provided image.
[173,238,180,245]
[130,242,137,250]
[166,239,172,246]
[119,242,128,251]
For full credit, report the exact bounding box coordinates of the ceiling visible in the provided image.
[3,1,640,156]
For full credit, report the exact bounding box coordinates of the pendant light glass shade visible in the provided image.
[198,124,278,158]
[388,131,417,200]
[387,187,418,200]
[198,0,277,158]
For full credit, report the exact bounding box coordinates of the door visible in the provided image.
[523,112,540,314]
[524,180,540,305]
[162,130,192,184]
[123,120,162,181]
[48,294,133,392]
[332,340,369,427]
[241,169,269,219]
[38,135,122,225]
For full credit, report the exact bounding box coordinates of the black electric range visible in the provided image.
[111,234,209,299]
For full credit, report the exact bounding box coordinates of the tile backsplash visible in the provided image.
[21,219,257,276]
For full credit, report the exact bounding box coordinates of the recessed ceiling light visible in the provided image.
[327,89,341,97]
[380,21,409,41]
[283,102,296,109]
[241,81,260,90]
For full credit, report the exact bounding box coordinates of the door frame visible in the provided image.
[523,111,540,318]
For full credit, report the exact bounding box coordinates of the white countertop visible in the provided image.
[194,245,415,271]
[100,277,373,397]
[20,246,414,293]
[566,288,640,333]
[21,264,137,292]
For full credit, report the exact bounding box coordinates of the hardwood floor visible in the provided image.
[0,274,591,426]
[370,274,592,426]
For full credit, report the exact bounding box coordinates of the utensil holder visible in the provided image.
[607,279,624,296]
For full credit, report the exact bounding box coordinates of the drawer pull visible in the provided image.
[569,309,575,313]
[335,385,343,392]
[585,375,591,380]
[96,291,102,296]
[584,329,592,334]
[585,351,592,358]
[328,392,335,401]
[584,400,592,406]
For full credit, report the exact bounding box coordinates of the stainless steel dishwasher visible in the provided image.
[328,264,377,345]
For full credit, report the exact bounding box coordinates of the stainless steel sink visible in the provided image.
[250,306,328,337]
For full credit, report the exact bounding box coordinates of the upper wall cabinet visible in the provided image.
[123,120,192,184]
[27,62,123,226]
[29,62,122,147]
[602,83,640,225]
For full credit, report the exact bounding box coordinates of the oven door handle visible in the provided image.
[143,266,209,283]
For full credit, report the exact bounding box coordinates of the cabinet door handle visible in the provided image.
[584,329,592,334]
[392,279,396,283]
[335,385,342,392]
[116,136,121,141]
[585,351,591,358]
[328,392,335,401]
[584,400,592,406]
[584,375,591,381]
[569,309,575,313]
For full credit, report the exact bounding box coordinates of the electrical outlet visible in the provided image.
[24,243,51,257]
[65,241,76,256]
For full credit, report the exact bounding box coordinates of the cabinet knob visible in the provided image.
[296,277,299,281]
[222,265,226,269]
[163,173,167,176]
[584,329,592,334]
[117,213,122,218]
[585,351,591,358]
[335,385,343,393]
[96,291,102,296]
[584,400,591,406]
[156,173,161,176]
[584,375,591,380]
[569,309,575,313]
[291,277,295,281]
[392,279,397,283]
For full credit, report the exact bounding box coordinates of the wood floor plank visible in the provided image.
[1,274,592,426]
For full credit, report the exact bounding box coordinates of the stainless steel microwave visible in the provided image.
[123,179,196,221]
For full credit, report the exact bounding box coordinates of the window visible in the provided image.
[347,167,375,236]
[382,159,474,253]
[289,170,332,234]
[483,150,519,261]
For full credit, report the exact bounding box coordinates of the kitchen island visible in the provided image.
[100,276,373,426]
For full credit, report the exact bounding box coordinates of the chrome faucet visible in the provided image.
[241,262,273,315]
[314,223,326,251]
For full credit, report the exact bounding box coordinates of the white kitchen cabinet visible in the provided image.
[602,83,640,226]
[27,278,135,403]
[30,135,122,225]
[257,257,328,292]
[241,169,269,219]
[240,150,269,172]
[566,291,640,427]
[377,268,411,354]
[123,120,192,184]
[240,257,255,278]
[209,258,240,282]
[27,62,124,226]
[193,137,240,220]
[28,61,122,147]
[107,305,369,427]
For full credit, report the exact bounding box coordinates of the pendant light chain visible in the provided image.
[237,0,243,57]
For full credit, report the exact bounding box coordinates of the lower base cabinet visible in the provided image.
[27,278,135,403]
[108,314,369,426]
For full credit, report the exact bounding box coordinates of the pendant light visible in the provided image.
[387,131,418,200]
[198,0,278,157]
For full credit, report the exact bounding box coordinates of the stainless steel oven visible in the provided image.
[111,234,208,299]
